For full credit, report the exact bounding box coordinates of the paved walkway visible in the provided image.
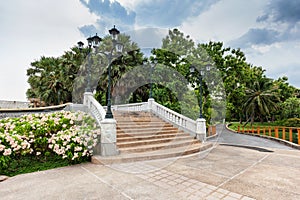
[1,127,299,200]
[209,125,295,150]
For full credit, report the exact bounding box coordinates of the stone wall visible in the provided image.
[0,103,71,119]
[0,100,29,109]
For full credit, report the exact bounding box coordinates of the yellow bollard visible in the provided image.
[275,127,279,138]
[289,128,293,142]
[298,129,300,145]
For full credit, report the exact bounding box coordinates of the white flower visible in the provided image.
[0,144,5,152]
[36,152,41,156]
[74,146,82,151]
[82,150,87,157]
[13,145,21,151]
[3,148,12,156]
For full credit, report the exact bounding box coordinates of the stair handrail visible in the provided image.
[150,100,197,135]
[83,92,106,125]
[110,102,148,112]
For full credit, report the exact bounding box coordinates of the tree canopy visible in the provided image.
[26,28,299,125]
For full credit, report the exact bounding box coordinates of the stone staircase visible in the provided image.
[92,111,212,164]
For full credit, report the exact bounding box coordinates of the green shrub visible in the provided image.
[0,111,99,175]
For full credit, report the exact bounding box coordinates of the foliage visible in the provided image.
[25,28,299,124]
[201,41,299,123]
[92,34,144,106]
[26,48,83,105]
[0,111,98,175]
[280,97,300,119]
[282,118,300,127]
[243,77,280,125]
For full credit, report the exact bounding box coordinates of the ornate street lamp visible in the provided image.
[105,26,123,119]
[143,58,158,99]
[77,25,123,119]
[190,65,210,118]
[149,59,158,99]
[77,34,102,93]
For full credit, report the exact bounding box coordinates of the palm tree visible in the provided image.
[243,77,279,125]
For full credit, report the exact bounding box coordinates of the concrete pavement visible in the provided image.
[1,142,300,200]
[1,126,299,199]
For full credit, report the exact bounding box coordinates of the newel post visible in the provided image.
[196,118,206,142]
[148,98,155,112]
[100,118,119,156]
[83,92,93,106]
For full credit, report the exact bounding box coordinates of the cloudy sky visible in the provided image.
[0,0,299,101]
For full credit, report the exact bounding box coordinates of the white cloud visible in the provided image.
[180,0,266,43]
[114,0,142,11]
[178,0,300,89]
[251,43,281,54]
[245,41,300,88]
[0,0,97,101]
[1,0,299,102]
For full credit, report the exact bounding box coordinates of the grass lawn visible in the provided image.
[0,154,89,177]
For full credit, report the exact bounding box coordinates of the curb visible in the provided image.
[0,175,9,182]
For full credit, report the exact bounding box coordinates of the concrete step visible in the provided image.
[117,126,177,132]
[119,139,198,153]
[91,142,213,165]
[117,134,193,148]
[117,132,190,142]
[117,129,183,137]
[117,123,172,129]
[114,118,162,123]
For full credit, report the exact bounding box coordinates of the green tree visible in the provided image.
[281,97,300,119]
[243,77,279,124]
[27,47,83,105]
[92,34,144,106]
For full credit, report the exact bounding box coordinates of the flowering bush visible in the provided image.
[0,111,99,169]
